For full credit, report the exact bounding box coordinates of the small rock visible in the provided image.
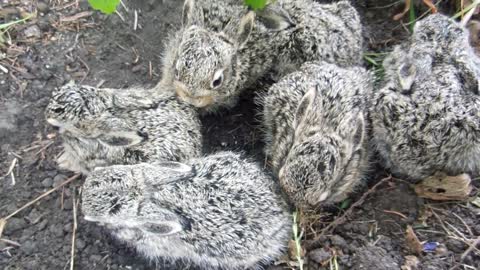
[26,208,42,224]
[132,64,142,73]
[21,240,37,255]
[309,248,332,264]
[64,222,73,232]
[90,254,103,262]
[36,219,48,231]
[76,239,86,250]
[63,199,73,210]
[37,2,49,13]
[3,217,27,235]
[446,238,466,253]
[53,174,67,186]
[24,25,42,38]
[41,177,53,187]
[330,235,348,251]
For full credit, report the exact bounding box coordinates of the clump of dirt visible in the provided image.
[0,0,479,269]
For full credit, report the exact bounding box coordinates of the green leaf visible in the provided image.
[88,0,121,14]
[244,0,268,11]
[339,198,351,209]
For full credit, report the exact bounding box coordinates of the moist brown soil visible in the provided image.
[0,0,479,269]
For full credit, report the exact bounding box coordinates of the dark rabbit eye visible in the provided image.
[211,69,224,89]
[53,107,64,113]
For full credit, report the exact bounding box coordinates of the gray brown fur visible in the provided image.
[260,62,372,208]
[160,0,363,112]
[45,82,202,174]
[81,151,292,269]
[370,14,480,181]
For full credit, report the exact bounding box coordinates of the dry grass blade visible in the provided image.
[414,172,472,201]
[0,174,80,239]
[60,11,94,22]
[0,219,6,239]
[70,190,78,270]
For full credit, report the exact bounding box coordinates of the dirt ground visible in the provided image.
[0,0,479,269]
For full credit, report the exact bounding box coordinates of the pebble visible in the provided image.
[41,177,53,187]
[53,174,68,187]
[90,254,103,262]
[64,222,73,232]
[21,240,37,255]
[24,25,42,38]
[330,235,348,251]
[76,239,86,250]
[27,208,42,224]
[309,248,332,264]
[446,238,466,253]
[36,219,49,231]
[3,217,27,235]
[37,2,49,13]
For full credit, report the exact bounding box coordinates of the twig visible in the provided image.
[0,64,8,74]
[133,10,138,31]
[115,11,125,22]
[3,157,18,186]
[383,209,408,220]
[60,11,93,23]
[120,0,129,12]
[0,174,80,238]
[305,177,391,250]
[461,236,480,261]
[149,61,153,79]
[70,189,77,270]
[460,0,480,26]
[0,238,21,247]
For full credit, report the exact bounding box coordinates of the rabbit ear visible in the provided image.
[397,60,416,92]
[236,11,255,47]
[339,114,365,152]
[256,4,295,31]
[350,115,365,151]
[293,86,320,130]
[154,161,193,174]
[182,0,203,27]
[98,130,148,147]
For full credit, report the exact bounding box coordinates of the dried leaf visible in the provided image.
[401,255,420,270]
[405,225,423,255]
[414,172,472,201]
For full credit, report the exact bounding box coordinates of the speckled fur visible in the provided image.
[45,82,202,174]
[260,62,372,208]
[160,0,363,112]
[371,14,480,181]
[81,152,292,269]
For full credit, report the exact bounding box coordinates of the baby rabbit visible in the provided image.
[260,62,372,208]
[45,82,202,174]
[370,13,480,181]
[161,0,363,112]
[81,151,292,269]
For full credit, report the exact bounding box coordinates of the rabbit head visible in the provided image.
[164,0,255,109]
[45,82,113,129]
[386,14,480,94]
[279,87,365,208]
[82,153,292,269]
